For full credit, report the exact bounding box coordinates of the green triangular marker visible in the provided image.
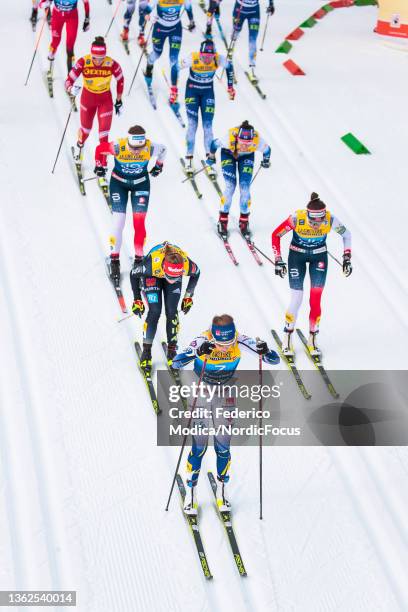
[322,4,334,12]
[275,40,292,53]
[341,133,371,154]
[300,17,317,27]
[354,0,377,5]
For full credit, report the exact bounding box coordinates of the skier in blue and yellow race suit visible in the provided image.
[172,313,279,515]
[230,0,274,81]
[207,120,271,238]
[178,39,235,175]
[130,241,200,372]
[143,0,195,103]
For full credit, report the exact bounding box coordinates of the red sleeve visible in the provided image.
[112,60,124,97]
[95,141,116,167]
[83,0,90,17]
[271,215,295,259]
[65,56,84,90]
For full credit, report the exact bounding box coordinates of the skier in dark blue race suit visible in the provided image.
[143,0,195,103]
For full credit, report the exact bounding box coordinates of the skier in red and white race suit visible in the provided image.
[272,192,352,357]
[36,0,90,72]
[65,37,124,162]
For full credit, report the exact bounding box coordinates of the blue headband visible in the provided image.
[211,322,236,344]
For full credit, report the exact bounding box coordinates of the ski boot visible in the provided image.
[139,343,152,376]
[72,142,84,162]
[282,329,294,357]
[144,63,153,87]
[169,86,178,105]
[137,32,147,47]
[248,66,258,85]
[307,331,322,358]
[205,153,216,179]
[239,213,251,239]
[121,26,129,42]
[167,343,177,368]
[47,57,54,79]
[67,51,75,73]
[184,155,194,177]
[216,475,231,512]
[133,255,143,269]
[109,254,120,284]
[183,480,198,516]
[30,8,38,30]
[217,212,229,239]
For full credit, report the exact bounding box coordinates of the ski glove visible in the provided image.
[132,299,145,317]
[114,99,123,116]
[83,16,90,32]
[343,251,352,277]
[181,296,193,314]
[187,20,196,31]
[275,257,287,278]
[228,86,236,100]
[69,84,81,96]
[261,158,271,169]
[150,163,163,177]
[266,2,275,14]
[197,341,215,356]
[206,154,216,166]
[94,165,107,177]
[256,340,268,355]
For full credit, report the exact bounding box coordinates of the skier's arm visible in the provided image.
[219,55,234,88]
[112,60,124,101]
[184,0,194,22]
[237,334,279,365]
[331,215,352,254]
[209,134,228,155]
[178,55,193,71]
[130,256,153,300]
[256,136,271,163]
[272,215,296,259]
[151,142,167,164]
[95,141,117,168]
[184,259,200,296]
[65,57,85,91]
[172,335,208,369]
[82,0,90,17]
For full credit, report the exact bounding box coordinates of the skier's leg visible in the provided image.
[109,177,128,256]
[248,7,260,67]
[48,7,64,59]
[201,92,215,156]
[308,252,328,333]
[220,150,237,214]
[163,279,182,348]
[130,178,150,257]
[78,92,97,144]
[185,91,199,157]
[65,9,79,72]
[143,278,163,345]
[97,93,114,143]
[169,24,182,87]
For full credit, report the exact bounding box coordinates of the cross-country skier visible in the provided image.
[230,0,274,82]
[272,192,353,357]
[36,0,90,72]
[206,120,271,238]
[143,0,196,103]
[205,0,222,38]
[65,36,124,162]
[130,242,200,372]
[120,0,150,47]
[172,313,279,514]
[178,39,235,175]
[94,126,167,281]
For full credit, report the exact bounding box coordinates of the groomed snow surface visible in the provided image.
[1,1,408,610]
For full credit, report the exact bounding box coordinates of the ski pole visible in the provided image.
[260,13,270,52]
[181,165,207,183]
[257,340,263,520]
[51,103,74,174]
[83,176,98,183]
[328,251,343,267]
[24,8,50,86]
[250,164,262,186]
[117,312,134,323]
[128,22,153,96]
[105,0,123,38]
[165,356,208,511]
[251,243,277,266]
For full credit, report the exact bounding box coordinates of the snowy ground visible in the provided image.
[1,1,408,610]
